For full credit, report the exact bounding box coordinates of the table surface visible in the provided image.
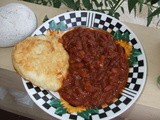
[0,0,160,120]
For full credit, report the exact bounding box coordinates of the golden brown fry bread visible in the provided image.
[12,35,69,91]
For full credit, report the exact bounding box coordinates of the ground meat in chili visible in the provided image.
[58,27,129,108]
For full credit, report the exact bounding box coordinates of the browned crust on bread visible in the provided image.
[12,35,69,91]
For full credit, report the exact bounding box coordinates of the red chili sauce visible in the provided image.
[59,27,129,108]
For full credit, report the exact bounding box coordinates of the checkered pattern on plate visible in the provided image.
[22,11,147,120]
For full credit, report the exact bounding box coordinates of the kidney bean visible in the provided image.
[59,27,129,108]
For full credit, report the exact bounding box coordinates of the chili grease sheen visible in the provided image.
[59,27,129,108]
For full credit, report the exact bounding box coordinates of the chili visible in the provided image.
[59,27,129,108]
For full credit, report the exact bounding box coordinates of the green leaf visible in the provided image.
[113,30,122,40]
[75,0,81,10]
[148,7,160,18]
[157,75,160,85]
[114,12,120,19]
[50,99,63,108]
[60,0,78,10]
[151,0,160,5]
[87,108,99,114]
[147,8,153,26]
[55,107,67,115]
[43,15,49,23]
[92,0,103,7]
[82,0,93,10]
[78,108,98,119]
[52,0,61,8]
[129,48,141,66]
[138,0,144,4]
[49,20,57,30]
[139,1,143,13]
[108,8,114,15]
[78,111,90,119]
[128,0,138,13]
[121,6,124,13]
[41,0,48,5]
[50,99,67,115]
[57,22,67,31]
[132,49,141,57]
[122,32,130,41]
[104,0,108,7]
[158,0,160,6]
[129,55,138,66]
[112,0,118,3]
[108,0,114,8]
[134,5,137,16]
[138,0,144,13]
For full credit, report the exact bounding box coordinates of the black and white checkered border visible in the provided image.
[24,82,53,107]
[23,11,147,120]
[23,80,133,120]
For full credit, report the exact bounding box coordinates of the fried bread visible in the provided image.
[12,35,69,91]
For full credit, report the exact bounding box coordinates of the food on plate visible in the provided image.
[12,25,131,112]
[59,27,129,108]
[12,35,69,91]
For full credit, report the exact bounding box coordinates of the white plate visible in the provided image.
[22,11,147,120]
